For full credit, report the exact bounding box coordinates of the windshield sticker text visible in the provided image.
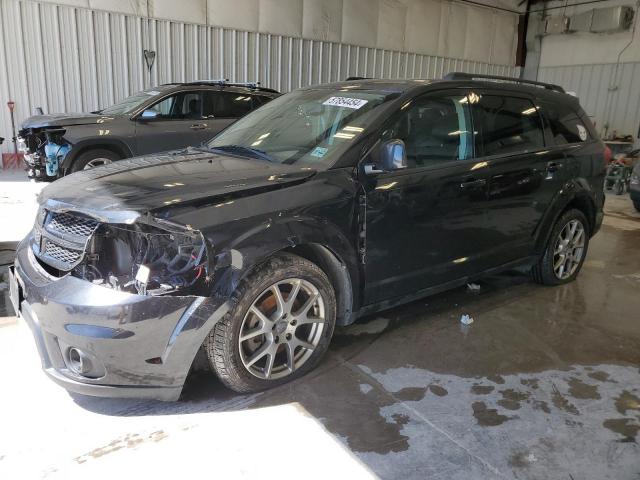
[323,97,369,109]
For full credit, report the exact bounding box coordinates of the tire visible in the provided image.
[615,181,624,195]
[532,209,589,286]
[634,200,640,213]
[70,149,121,173]
[205,253,336,393]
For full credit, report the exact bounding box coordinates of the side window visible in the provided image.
[381,94,474,168]
[148,92,204,120]
[543,103,591,145]
[204,92,253,118]
[473,95,545,157]
[252,95,271,109]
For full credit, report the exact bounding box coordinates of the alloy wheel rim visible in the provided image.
[239,278,325,380]
[84,158,113,169]
[553,219,585,280]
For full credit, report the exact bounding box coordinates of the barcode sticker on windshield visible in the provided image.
[323,97,368,109]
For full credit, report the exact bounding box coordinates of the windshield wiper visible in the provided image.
[205,144,275,163]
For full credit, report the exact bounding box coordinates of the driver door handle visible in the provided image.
[460,178,487,189]
[190,123,208,130]
[547,161,563,173]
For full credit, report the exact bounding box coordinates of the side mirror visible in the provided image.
[365,139,408,174]
[140,110,159,120]
[381,139,408,171]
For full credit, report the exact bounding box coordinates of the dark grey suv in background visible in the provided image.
[17,81,280,181]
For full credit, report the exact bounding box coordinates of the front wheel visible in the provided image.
[533,209,589,286]
[205,253,336,393]
[70,149,121,173]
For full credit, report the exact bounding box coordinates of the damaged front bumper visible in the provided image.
[10,238,229,401]
[18,130,71,181]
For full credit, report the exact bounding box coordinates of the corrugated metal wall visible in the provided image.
[538,62,640,139]
[0,0,518,155]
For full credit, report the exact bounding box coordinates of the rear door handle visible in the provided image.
[190,123,208,130]
[460,178,487,189]
[547,161,563,173]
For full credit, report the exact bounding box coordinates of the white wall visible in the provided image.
[529,0,640,139]
[538,0,640,67]
[0,0,521,156]
[21,0,520,65]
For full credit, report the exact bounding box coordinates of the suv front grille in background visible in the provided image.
[32,210,100,272]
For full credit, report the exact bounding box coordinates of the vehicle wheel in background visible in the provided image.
[533,209,590,286]
[205,253,336,393]
[70,149,121,172]
[615,181,624,195]
[634,200,640,213]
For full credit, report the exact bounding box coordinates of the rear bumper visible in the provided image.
[11,237,229,401]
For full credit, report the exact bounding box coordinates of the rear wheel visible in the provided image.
[70,149,120,172]
[205,253,336,393]
[615,181,624,195]
[533,209,589,286]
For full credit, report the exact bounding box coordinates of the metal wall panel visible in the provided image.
[0,0,518,155]
[538,62,640,139]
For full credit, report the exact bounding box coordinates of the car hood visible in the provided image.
[39,148,317,224]
[21,113,119,129]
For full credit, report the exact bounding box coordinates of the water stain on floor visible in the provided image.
[520,378,540,390]
[74,431,167,464]
[588,370,614,383]
[395,387,427,402]
[472,401,514,426]
[568,377,601,400]
[471,384,495,395]
[603,418,640,443]
[497,389,531,411]
[551,386,580,415]
[614,390,640,415]
[428,384,448,397]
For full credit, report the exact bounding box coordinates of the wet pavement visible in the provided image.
[0,190,639,479]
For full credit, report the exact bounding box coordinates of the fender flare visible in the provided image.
[62,138,134,170]
[207,215,361,325]
[533,178,598,254]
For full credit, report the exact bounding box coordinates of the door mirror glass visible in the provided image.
[380,139,407,171]
[140,109,159,120]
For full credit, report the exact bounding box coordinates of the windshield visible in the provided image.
[207,88,398,166]
[100,86,174,115]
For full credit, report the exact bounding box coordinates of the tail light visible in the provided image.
[603,144,613,166]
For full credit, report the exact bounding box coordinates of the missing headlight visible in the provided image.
[72,221,209,296]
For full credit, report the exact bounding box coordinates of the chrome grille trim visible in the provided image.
[47,211,99,238]
[44,242,82,264]
[32,210,100,272]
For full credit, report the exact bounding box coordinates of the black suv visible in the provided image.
[10,74,605,400]
[17,81,280,181]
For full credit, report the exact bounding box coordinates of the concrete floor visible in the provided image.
[1,170,640,479]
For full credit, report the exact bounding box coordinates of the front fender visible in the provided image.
[210,214,359,298]
[61,134,134,169]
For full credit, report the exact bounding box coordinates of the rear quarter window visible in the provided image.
[542,102,592,145]
[473,95,546,157]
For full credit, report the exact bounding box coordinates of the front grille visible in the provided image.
[44,242,82,265]
[33,210,100,272]
[47,212,99,238]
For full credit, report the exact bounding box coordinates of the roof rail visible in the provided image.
[443,72,565,93]
[179,79,279,94]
